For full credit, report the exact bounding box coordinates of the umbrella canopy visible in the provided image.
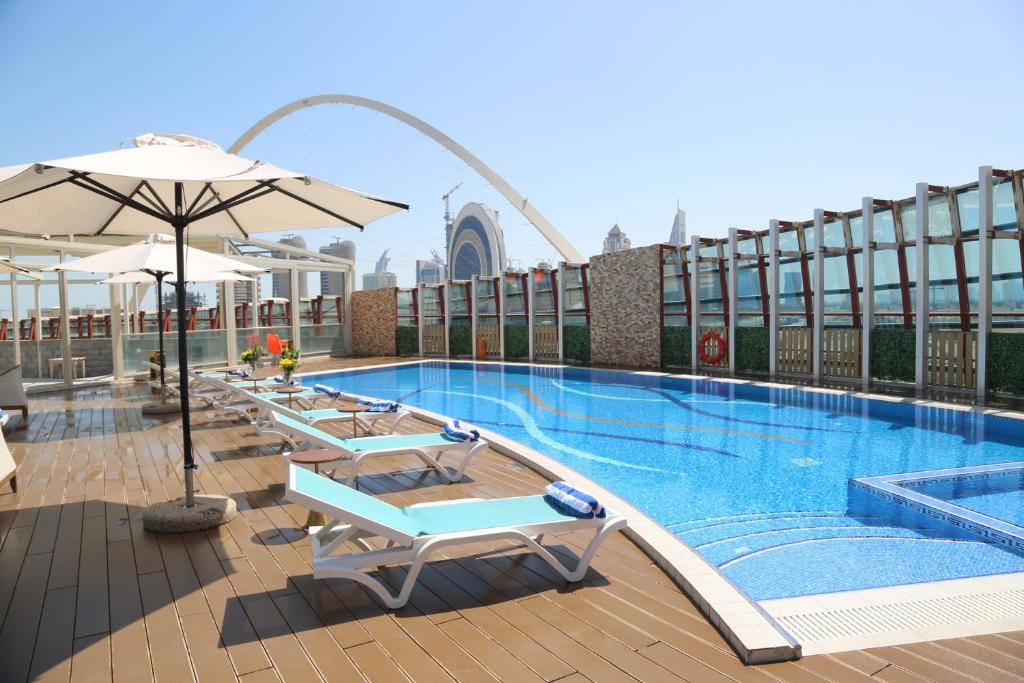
[0,133,406,236]
[0,133,407,516]
[48,233,263,276]
[0,258,42,279]
[101,270,253,285]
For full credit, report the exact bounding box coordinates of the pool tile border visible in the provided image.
[852,462,1024,552]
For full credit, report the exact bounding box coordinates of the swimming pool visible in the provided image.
[307,360,1024,601]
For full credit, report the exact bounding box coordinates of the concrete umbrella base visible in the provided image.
[142,494,237,533]
[140,400,181,415]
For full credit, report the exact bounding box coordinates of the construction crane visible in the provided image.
[442,182,463,261]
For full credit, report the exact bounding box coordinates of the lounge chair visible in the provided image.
[0,414,15,492]
[285,464,627,608]
[270,411,486,484]
[0,365,28,428]
[194,375,410,437]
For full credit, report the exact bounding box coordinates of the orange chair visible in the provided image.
[267,333,283,354]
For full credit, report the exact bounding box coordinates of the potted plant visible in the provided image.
[278,343,300,384]
[240,342,263,375]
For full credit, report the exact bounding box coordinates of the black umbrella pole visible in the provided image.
[156,274,166,395]
[173,193,196,507]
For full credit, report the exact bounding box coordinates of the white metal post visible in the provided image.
[812,210,825,381]
[9,247,19,368]
[343,268,354,355]
[416,283,425,357]
[289,267,301,351]
[442,284,450,357]
[769,220,780,379]
[470,276,479,360]
[861,198,875,390]
[690,236,700,373]
[222,239,238,364]
[110,283,124,378]
[727,229,738,373]
[977,166,993,402]
[527,268,536,361]
[497,275,506,359]
[557,264,566,364]
[57,252,73,386]
[915,182,930,391]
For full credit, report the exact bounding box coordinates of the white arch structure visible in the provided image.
[228,94,584,263]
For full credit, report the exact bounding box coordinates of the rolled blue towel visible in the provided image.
[442,418,480,442]
[544,481,605,519]
[227,369,250,378]
[313,383,342,399]
[273,374,297,386]
[358,399,400,413]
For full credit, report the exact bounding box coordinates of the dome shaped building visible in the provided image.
[447,202,507,280]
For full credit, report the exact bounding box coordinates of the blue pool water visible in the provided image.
[306,361,1024,600]
[911,471,1024,527]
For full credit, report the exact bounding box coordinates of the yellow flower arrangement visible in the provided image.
[278,357,298,372]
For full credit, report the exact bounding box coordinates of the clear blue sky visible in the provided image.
[1,0,1022,288]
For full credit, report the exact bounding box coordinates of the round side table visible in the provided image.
[289,449,344,529]
[335,404,371,437]
[275,385,305,408]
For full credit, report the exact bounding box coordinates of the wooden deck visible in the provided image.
[1,356,1023,682]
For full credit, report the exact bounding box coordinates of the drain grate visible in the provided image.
[774,588,1024,642]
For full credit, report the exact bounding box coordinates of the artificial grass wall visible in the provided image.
[504,324,529,358]
[661,326,691,368]
[870,328,915,383]
[734,327,770,374]
[395,325,418,356]
[563,326,591,364]
[448,325,472,357]
[988,332,1024,396]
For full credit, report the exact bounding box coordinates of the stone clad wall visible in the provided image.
[352,288,397,356]
[589,245,661,368]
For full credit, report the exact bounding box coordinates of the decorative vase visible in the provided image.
[282,370,293,385]
[248,361,258,375]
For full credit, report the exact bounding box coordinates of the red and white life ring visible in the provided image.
[698,330,727,365]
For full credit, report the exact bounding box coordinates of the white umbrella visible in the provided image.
[0,259,42,280]
[0,132,406,525]
[101,270,253,285]
[49,234,263,402]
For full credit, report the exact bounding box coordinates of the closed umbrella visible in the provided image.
[0,133,406,530]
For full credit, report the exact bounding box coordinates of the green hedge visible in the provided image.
[734,327,770,373]
[395,325,418,355]
[504,324,529,358]
[661,326,691,367]
[870,328,915,382]
[988,332,1024,396]
[449,325,472,357]
[563,326,590,363]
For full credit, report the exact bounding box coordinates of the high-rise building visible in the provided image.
[416,251,446,285]
[362,271,398,290]
[602,224,631,254]
[319,238,355,297]
[271,235,310,299]
[668,206,687,246]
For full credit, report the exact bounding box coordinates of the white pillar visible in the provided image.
[690,236,700,373]
[977,166,993,403]
[342,268,354,355]
[557,264,566,364]
[527,268,536,361]
[222,239,238,364]
[9,247,19,368]
[769,220,780,379]
[915,182,930,391]
[727,229,738,373]
[57,251,73,386]
[110,283,125,378]
[442,284,450,357]
[498,275,506,359]
[812,210,825,381]
[470,276,479,360]
[34,283,42,377]
[416,283,425,356]
[289,268,301,351]
[861,198,875,390]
